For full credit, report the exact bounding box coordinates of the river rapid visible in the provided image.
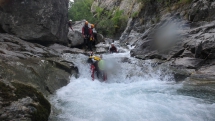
[50,50,215,121]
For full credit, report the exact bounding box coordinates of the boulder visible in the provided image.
[95,42,109,53]
[96,47,107,54]
[172,67,195,82]
[0,57,78,95]
[0,0,68,44]
[181,49,194,58]
[188,0,215,22]
[190,65,215,82]
[0,33,79,95]
[184,22,215,59]
[0,33,59,59]
[97,33,104,43]
[172,57,203,69]
[49,44,85,54]
[67,29,83,47]
[95,42,110,49]
[0,82,51,121]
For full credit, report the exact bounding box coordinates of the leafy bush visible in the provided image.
[179,0,192,4]
[132,11,139,18]
[68,0,95,22]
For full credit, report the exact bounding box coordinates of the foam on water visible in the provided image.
[50,52,215,121]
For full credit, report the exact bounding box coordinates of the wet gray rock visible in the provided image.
[46,58,79,78]
[67,30,83,47]
[188,0,215,22]
[181,49,194,58]
[67,21,84,46]
[0,58,78,95]
[49,44,85,54]
[0,33,79,95]
[190,65,215,82]
[0,113,8,119]
[0,81,51,121]
[95,42,110,53]
[173,68,195,82]
[0,0,68,44]
[96,47,107,54]
[120,57,132,63]
[0,33,59,59]
[172,57,203,69]
[97,34,105,43]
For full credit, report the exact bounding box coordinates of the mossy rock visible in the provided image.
[0,81,51,121]
[0,82,16,103]
[12,82,51,121]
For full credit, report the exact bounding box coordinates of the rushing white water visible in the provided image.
[50,51,215,121]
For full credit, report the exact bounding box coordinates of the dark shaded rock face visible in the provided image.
[0,33,80,120]
[0,0,68,44]
[188,0,215,22]
[127,1,215,61]
[0,33,79,95]
[127,0,215,60]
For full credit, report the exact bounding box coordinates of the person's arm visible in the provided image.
[109,47,112,53]
[71,26,74,32]
[68,22,74,31]
[82,27,85,38]
[115,46,118,52]
[90,29,94,40]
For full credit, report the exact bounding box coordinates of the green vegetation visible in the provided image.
[0,82,16,103]
[178,0,192,4]
[68,0,128,37]
[68,0,95,22]
[137,0,192,6]
[132,11,139,18]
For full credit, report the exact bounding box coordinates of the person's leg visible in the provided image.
[101,70,106,81]
[93,33,97,45]
[96,70,100,79]
[89,40,93,51]
[94,61,99,78]
[91,64,95,81]
[84,37,87,49]
[104,71,107,81]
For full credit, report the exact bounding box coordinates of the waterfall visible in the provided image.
[50,51,215,121]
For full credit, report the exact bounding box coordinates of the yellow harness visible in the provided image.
[90,56,101,61]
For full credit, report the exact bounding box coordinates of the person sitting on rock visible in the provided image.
[82,21,90,49]
[68,19,74,32]
[109,43,118,53]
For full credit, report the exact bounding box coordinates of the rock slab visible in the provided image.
[0,0,68,44]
